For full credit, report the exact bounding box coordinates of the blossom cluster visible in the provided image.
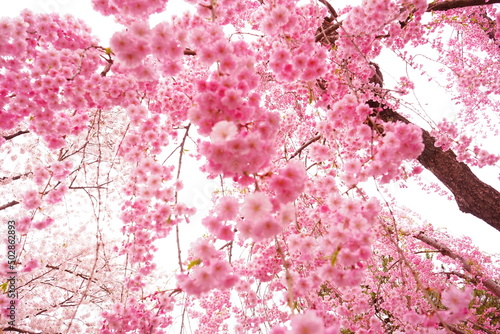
[177,239,238,296]
[432,120,499,168]
[92,0,169,23]
[101,296,172,334]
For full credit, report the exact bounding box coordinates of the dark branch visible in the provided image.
[3,327,42,334]
[100,54,113,77]
[318,0,338,19]
[45,264,99,283]
[289,135,322,160]
[368,101,500,233]
[427,0,500,12]
[183,48,196,56]
[0,172,32,181]
[0,200,19,211]
[3,130,29,140]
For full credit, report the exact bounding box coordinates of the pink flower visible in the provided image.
[253,216,281,241]
[46,184,68,204]
[216,196,239,220]
[215,224,234,241]
[241,192,272,220]
[202,216,222,234]
[270,5,290,26]
[221,88,243,109]
[191,238,220,261]
[210,121,238,143]
[271,161,307,203]
[34,165,50,186]
[129,21,151,39]
[269,326,287,334]
[23,190,41,210]
[261,17,278,35]
[290,310,325,334]
[199,46,217,65]
[22,259,39,273]
[33,217,54,230]
[442,286,472,319]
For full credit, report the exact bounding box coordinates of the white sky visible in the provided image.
[2,0,499,257]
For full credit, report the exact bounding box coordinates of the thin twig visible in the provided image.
[289,135,322,160]
[174,124,191,273]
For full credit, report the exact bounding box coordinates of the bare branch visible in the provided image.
[0,200,19,211]
[100,54,113,77]
[183,48,196,56]
[289,135,322,160]
[0,172,32,181]
[3,130,29,140]
[2,327,43,334]
[318,0,338,19]
[427,0,500,12]
[45,264,98,283]
[174,123,191,274]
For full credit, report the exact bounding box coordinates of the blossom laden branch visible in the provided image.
[414,231,500,298]
[367,101,500,233]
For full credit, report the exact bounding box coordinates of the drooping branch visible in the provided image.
[367,101,500,232]
[414,231,500,298]
[174,123,191,274]
[426,0,500,12]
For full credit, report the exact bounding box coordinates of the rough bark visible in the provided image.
[426,0,500,12]
[368,101,500,232]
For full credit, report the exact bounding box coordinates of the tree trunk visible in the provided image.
[426,0,500,12]
[368,101,500,232]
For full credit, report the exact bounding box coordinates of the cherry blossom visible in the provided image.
[0,1,499,333]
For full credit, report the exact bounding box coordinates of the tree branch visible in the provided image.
[0,172,32,181]
[0,200,19,211]
[45,264,99,283]
[414,231,500,298]
[289,135,322,160]
[427,0,500,12]
[368,101,500,233]
[183,48,196,56]
[3,130,29,140]
[2,327,43,334]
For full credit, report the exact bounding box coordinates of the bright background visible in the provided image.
[2,0,499,259]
